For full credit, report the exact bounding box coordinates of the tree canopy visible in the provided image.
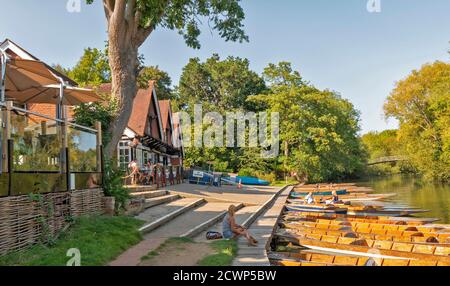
[249,62,367,183]
[138,66,173,99]
[178,54,266,112]
[384,61,450,182]
[68,48,111,87]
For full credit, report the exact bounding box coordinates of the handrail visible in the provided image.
[0,102,98,133]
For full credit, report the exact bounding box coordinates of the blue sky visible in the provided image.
[1,0,449,133]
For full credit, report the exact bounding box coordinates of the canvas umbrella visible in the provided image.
[0,56,60,101]
[6,84,103,106]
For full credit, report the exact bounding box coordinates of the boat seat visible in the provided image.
[383,225,400,231]
[333,256,358,266]
[408,260,438,266]
[356,222,370,228]
[395,236,414,243]
[437,261,450,266]
[437,233,450,240]
[391,243,414,252]
[374,234,392,241]
[310,253,335,264]
[337,237,356,245]
[328,225,343,231]
[315,223,329,230]
[371,228,387,235]
[371,224,385,230]
[434,247,450,256]
[356,257,372,266]
[322,235,339,243]
[412,244,436,255]
[328,230,344,237]
[307,233,322,240]
[387,230,404,237]
[372,240,393,250]
[381,259,409,266]
[356,226,371,233]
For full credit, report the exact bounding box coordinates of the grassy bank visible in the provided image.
[271,180,299,187]
[198,239,238,266]
[0,216,144,266]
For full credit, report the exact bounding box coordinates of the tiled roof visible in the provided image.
[158,99,171,130]
[97,82,156,137]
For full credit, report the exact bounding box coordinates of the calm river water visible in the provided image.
[354,175,450,224]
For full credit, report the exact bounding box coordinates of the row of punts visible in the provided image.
[269,184,450,266]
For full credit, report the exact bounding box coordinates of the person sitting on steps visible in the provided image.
[222,205,258,246]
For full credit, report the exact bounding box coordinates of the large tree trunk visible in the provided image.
[104,45,139,158]
[103,3,140,158]
[101,0,155,159]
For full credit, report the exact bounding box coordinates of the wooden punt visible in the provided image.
[283,218,450,234]
[292,187,373,193]
[285,204,427,217]
[269,251,450,266]
[294,183,357,189]
[288,193,396,203]
[283,211,440,224]
[275,233,450,262]
[291,190,348,196]
[286,205,348,214]
[282,223,450,244]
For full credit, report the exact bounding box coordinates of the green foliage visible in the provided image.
[73,100,115,147]
[87,0,248,49]
[102,161,129,212]
[0,216,144,266]
[197,239,238,266]
[178,54,267,112]
[179,54,269,172]
[361,130,415,176]
[138,66,174,99]
[68,48,111,87]
[249,62,367,183]
[384,61,450,182]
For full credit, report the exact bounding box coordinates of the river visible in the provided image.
[353,175,450,224]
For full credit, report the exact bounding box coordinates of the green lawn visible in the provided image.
[0,216,144,266]
[271,180,299,187]
[198,239,238,266]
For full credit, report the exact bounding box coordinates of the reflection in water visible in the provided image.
[355,175,450,224]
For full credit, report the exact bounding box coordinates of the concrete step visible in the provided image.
[144,194,180,209]
[193,205,261,242]
[130,190,168,199]
[143,202,234,239]
[139,198,206,234]
[125,185,158,193]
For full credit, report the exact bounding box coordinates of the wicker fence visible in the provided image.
[0,189,104,256]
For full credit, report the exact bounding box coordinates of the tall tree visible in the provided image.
[178,54,267,172]
[384,61,450,182]
[249,62,367,183]
[138,65,173,99]
[178,54,266,112]
[68,48,111,87]
[86,0,248,157]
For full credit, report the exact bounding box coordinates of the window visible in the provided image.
[143,151,150,165]
[118,141,131,170]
